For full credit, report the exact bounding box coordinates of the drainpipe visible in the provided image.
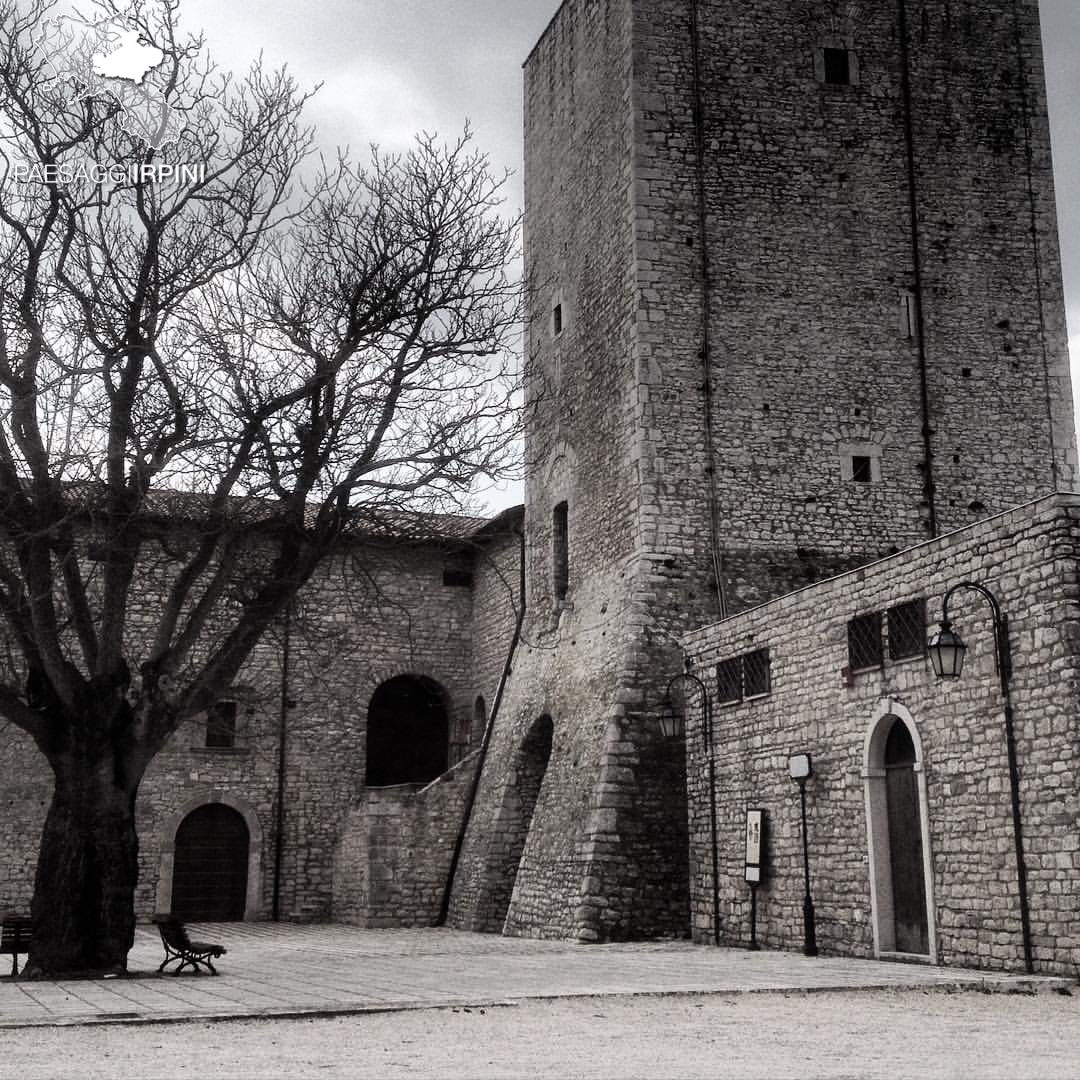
[272,603,291,921]
[688,0,728,618]
[1008,3,1059,488]
[897,0,939,537]
[436,523,526,926]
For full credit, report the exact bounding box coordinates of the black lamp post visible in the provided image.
[660,658,720,947]
[788,752,817,957]
[928,580,1033,974]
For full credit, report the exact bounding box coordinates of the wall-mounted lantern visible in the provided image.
[928,579,1031,974]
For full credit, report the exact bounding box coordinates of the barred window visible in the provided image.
[717,657,742,704]
[206,701,237,749]
[847,612,883,671]
[888,598,926,660]
[743,648,771,698]
[716,649,771,704]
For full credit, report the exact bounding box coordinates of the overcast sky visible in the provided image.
[178,0,1080,508]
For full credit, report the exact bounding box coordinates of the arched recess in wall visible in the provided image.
[477,713,554,933]
[863,700,937,961]
[365,674,449,786]
[156,793,263,921]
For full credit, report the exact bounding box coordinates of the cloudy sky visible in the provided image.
[178,0,1080,508]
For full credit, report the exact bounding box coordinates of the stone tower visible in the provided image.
[447,0,1076,942]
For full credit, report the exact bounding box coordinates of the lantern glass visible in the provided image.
[788,752,812,781]
[659,699,683,739]
[928,625,966,679]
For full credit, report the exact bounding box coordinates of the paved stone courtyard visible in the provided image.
[0,923,1067,1028]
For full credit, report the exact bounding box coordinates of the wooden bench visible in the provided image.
[1,915,32,976]
[152,915,227,975]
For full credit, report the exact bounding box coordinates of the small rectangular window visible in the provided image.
[823,47,852,85]
[743,648,771,698]
[899,291,916,338]
[442,569,474,588]
[888,598,926,660]
[847,612,883,671]
[552,303,563,336]
[552,501,569,601]
[717,657,742,705]
[206,701,237,748]
[851,455,873,483]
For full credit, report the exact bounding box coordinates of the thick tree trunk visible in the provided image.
[26,742,143,976]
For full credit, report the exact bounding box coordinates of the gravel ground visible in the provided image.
[4,988,1078,1079]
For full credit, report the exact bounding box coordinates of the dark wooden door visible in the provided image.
[172,804,249,921]
[885,720,929,954]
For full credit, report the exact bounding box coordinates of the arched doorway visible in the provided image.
[884,719,929,954]
[478,713,554,932]
[864,701,936,959]
[365,674,449,785]
[172,804,250,921]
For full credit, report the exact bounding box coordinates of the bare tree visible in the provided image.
[0,0,520,974]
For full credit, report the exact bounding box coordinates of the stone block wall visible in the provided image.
[444,0,694,943]
[2,519,517,925]
[453,0,1079,950]
[332,753,481,926]
[633,0,1076,617]
[682,493,1080,974]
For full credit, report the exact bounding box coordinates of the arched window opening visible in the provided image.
[172,804,250,921]
[365,675,449,786]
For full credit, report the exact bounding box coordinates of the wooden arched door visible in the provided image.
[885,720,929,954]
[172,804,250,921]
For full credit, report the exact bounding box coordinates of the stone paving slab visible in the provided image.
[0,924,1067,1028]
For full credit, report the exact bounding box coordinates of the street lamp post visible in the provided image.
[788,752,817,957]
[928,580,1033,975]
[660,658,720,947]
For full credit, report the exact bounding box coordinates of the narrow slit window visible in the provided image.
[552,501,569,601]
[552,302,563,336]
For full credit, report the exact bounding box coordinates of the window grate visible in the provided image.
[847,612,883,671]
[716,648,771,704]
[888,598,926,660]
[717,657,742,704]
[743,648,771,697]
[206,701,237,749]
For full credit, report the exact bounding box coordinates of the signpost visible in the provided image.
[744,808,766,950]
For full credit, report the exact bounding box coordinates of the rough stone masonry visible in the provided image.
[2,1,1077,977]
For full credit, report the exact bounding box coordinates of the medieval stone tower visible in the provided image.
[446,0,1076,942]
